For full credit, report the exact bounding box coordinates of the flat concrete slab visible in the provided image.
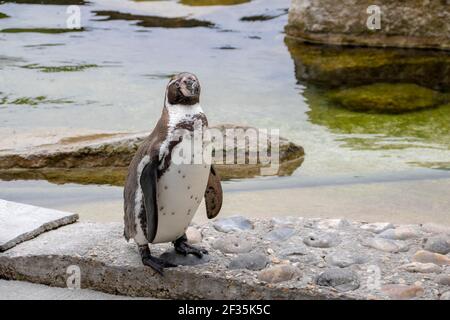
[0,280,152,300]
[0,200,78,252]
[1,217,449,299]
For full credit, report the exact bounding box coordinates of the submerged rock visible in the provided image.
[326,84,446,114]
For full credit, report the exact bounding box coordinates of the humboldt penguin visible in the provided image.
[123,72,222,275]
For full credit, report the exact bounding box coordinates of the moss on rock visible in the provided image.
[326,83,446,114]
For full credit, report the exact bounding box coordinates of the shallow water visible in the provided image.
[1,0,450,210]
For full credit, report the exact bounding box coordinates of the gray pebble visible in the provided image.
[325,251,368,268]
[159,249,210,266]
[264,227,296,242]
[363,237,409,253]
[423,236,450,255]
[316,268,360,292]
[303,232,340,248]
[228,252,268,271]
[212,236,252,254]
[213,216,253,233]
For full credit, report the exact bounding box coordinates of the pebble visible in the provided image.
[316,219,350,230]
[279,245,309,257]
[159,249,210,266]
[412,250,450,266]
[228,252,269,271]
[264,227,296,242]
[325,251,368,268]
[381,284,424,300]
[440,291,450,300]
[213,216,253,233]
[360,222,394,234]
[421,223,450,235]
[186,226,202,244]
[303,232,340,248]
[258,264,298,283]
[435,275,450,286]
[315,268,360,292]
[212,236,253,254]
[363,237,409,253]
[423,236,450,255]
[398,262,442,274]
[271,216,300,226]
[379,226,421,240]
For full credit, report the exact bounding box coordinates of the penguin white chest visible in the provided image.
[152,105,210,244]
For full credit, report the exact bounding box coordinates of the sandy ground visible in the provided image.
[57,177,450,227]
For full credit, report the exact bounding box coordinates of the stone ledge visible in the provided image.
[0,217,449,299]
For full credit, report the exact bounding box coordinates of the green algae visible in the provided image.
[0,94,73,106]
[179,0,250,6]
[285,37,450,90]
[93,11,214,28]
[1,28,85,34]
[327,83,447,114]
[240,9,288,22]
[0,13,9,19]
[306,86,450,150]
[21,63,98,73]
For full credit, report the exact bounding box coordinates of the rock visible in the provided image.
[398,262,442,274]
[212,236,252,254]
[435,275,450,286]
[264,227,296,242]
[379,226,421,240]
[159,249,210,266]
[228,252,269,271]
[325,251,368,268]
[316,219,350,230]
[360,222,394,234]
[258,265,298,284]
[363,238,409,253]
[278,245,308,258]
[412,250,450,266]
[286,0,450,50]
[303,232,340,248]
[213,216,253,233]
[423,237,450,255]
[422,223,450,235]
[0,199,78,252]
[441,291,450,300]
[271,217,300,226]
[186,227,202,244]
[315,268,360,292]
[381,284,424,300]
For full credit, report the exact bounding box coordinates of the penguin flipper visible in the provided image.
[140,161,159,243]
[204,165,223,219]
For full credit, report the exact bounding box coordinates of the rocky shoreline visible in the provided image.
[1,204,449,299]
[0,125,304,185]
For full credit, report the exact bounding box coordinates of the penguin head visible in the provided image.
[166,72,201,106]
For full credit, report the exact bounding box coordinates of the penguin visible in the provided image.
[123,72,222,275]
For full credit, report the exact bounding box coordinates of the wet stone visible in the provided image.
[398,262,442,274]
[364,237,409,253]
[315,268,360,292]
[228,252,269,271]
[379,226,421,240]
[213,216,253,233]
[258,264,298,283]
[360,222,394,234]
[264,227,296,242]
[412,250,450,266]
[212,236,252,254]
[423,236,450,255]
[436,275,450,286]
[325,250,368,268]
[381,284,424,300]
[159,249,210,266]
[303,232,340,248]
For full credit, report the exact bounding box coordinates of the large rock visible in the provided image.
[0,125,305,185]
[286,0,450,50]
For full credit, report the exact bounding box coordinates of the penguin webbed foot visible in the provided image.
[139,245,177,275]
[173,235,208,258]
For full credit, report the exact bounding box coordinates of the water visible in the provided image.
[1,0,449,217]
